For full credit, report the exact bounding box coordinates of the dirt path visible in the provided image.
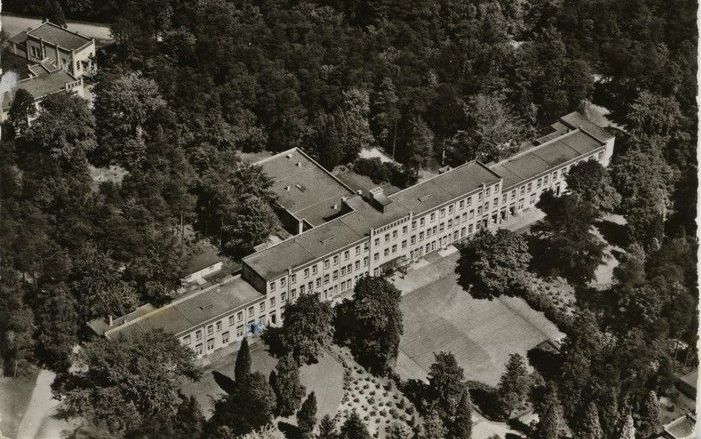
[15,370,71,439]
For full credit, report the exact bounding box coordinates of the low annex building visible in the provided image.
[89,112,615,359]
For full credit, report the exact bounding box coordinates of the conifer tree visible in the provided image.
[297,392,318,436]
[340,411,370,439]
[637,391,660,438]
[577,401,603,439]
[235,338,252,383]
[497,353,531,417]
[271,355,306,416]
[318,414,338,439]
[535,385,562,439]
[449,389,473,439]
[617,410,636,439]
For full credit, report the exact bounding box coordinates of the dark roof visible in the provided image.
[26,22,92,50]
[103,276,263,338]
[256,148,355,226]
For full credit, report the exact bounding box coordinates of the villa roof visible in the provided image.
[26,21,93,51]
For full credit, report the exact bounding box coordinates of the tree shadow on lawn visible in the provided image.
[212,370,236,395]
[594,218,629,248]
[278,421,302,439]
[526,346,561,382]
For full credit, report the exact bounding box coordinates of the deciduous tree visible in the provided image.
[566,160,621,212]
[457,229,531,299]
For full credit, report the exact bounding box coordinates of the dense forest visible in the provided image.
[0,0,697,438]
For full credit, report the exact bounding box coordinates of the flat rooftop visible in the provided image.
[102,275,263,338]
[489,128,606,190]
[243,161,500,280]
[256,148,355,227]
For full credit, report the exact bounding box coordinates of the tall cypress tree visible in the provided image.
[637,391,660,438]
[340,411,370,439]
[577,401,603,439]
[616,410,636,439]
[271,354,306,416]
[297,391,317,435]
[235,337,252,383]
[318,415,337,439]
[535,385,562,439]
[449,389,472,439]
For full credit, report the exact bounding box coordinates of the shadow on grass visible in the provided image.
[278,421,301,439]
[467,381,505,421]
[594,218,629,248]
[526,347,561,382]
[212,370,236,394]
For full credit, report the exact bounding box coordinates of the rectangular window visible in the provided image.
[391,244,397,253]
[355,246,360,255]
[363,256,368,266]
[304,268,309,278]
[419,231,425,240]
[448,205,454,214]
[248,306,254,317]
[195,344,203,355]
[222,332,229,344]
[312,264,318,274]
[364,242,369,251]
[344,250,350,260]
[229,315,235,326]
[236,325,244,337]
[291,288,297,299]
[384,248,389,257]
[430,213,435,222]
[290,274,296,284]
[324,259,330,269]
[281,292,287,303]
[374,253,379,261]
[402,225,408,234]
[411,235,416,245]
[300,285,306,294]
[392,230,398,239]
[333,270,339,280]
[527,182,532,192]
[237,311,243,322]
[207,325,213,335]
[374,238,380,246]
[216,321,222,331]
[270,297,276,307]
[280,278,286,287]
[466,196,472,206]
[182,335,191,345]
[355,260,360,270]
[459,200,464,209]
[440,208,445,217]
[324,274,330,284]
[420,218,426,226]
[333,255,339,265]
[316,278,321,287]
[269,282,275,291]
[207,338,214,350]
[401,240,407,249]
[384,233,390,242]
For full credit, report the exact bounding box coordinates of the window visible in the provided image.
[412,220,417,230]
[290,274,296,284]
[374,238,380,246]
[236,325,244,337]
[269,282,275,291]
[207,325,213,335]
[333,270,339,279]
[447,219,453,228]
[281,292,287,303]
[222,332,229,344]
[391,244,397,253]
[363,256,368,266]
[216,321,222,331]
[355,260,360,270]
[374,253,379,261]
[304,268,309,278]
[324,259,330,269]
[324,274,330,284]
[401,240,407,249]
[466,196,472,206]
[402,225,408,234]
[384,248,389,257]
[291,288,297,298]
[411,235,416,245]
[448,205,454,214]
[544,175,549,185]
[207,338,214,350]
[364,242,369,250]
[195,344,203,355]
[341,266,347,276]
[182,335,191,345]
[430,213,435,222]
[229,315,235,326]
[384,233,390,242]
[344,250,350,260]
[469,209,475,219]
[248,306,254,317]
[537,178,542,188]
[486,187,491,197]
[419,231,425,240]
[420,218,425,226]
[316,278,321,287]
[300,285,306,294]
[312,264,318,274]
[280,277,286,287]
[355,246,360,255]
[527,182,532,192]
[270,297,276,307]
[493,197,498,207]
[392,230,398,239]
[237,311,243,322]
[520,185,526,195]
[440,208,445,218]
[459,200,464,209]
[333,255,339,265]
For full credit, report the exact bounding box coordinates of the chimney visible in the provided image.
[108,315,113,326]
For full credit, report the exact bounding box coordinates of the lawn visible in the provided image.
[181,342,344,421]
[397,269,563,387]
[0,369,39,439]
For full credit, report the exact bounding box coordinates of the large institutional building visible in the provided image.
[89,111,615,359]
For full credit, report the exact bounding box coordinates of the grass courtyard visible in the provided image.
[180,342,345,421]
[396,253,563,387]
